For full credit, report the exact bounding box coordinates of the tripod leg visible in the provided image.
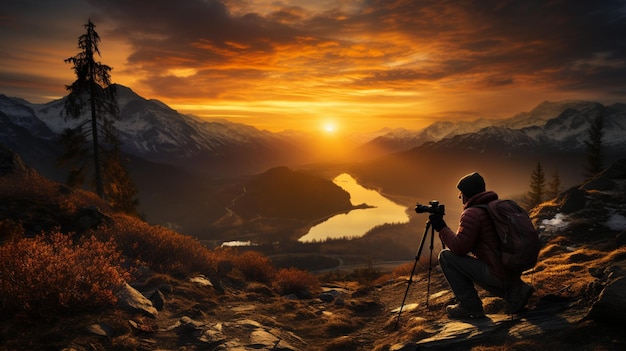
[395,221,431,329]
[426,224,436,307]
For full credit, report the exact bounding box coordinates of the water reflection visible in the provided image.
[298,173,409,242]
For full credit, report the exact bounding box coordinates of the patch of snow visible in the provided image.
[221,240,256,247]
[541,213,568,229]
[605,214,626,231]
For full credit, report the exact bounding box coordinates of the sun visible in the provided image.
[322,121,337,134]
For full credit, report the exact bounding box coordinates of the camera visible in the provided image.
[415,200,445,215]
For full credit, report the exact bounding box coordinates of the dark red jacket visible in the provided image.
[439,191,508,279]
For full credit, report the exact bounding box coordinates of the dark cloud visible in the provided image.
[2,0,626,129]
[79,0,626,99]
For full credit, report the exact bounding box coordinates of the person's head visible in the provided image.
[456,172,485,204]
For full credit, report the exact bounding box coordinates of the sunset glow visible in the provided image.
[1,1,625,133]
[322,121,337,134]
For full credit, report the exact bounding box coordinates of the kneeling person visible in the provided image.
[429,172,534,319]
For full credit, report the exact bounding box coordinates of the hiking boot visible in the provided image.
[507,283,534,314]
[445,304,485,319]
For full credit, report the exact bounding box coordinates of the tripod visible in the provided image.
[395,218,443,329]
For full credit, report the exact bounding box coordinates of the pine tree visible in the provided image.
[59,20,139,215]
[525,161,545,209]
[62,19,117,198]
[584,112,604,180]
[546,169,561,200]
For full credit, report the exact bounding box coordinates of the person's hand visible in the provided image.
[429,214,447,231]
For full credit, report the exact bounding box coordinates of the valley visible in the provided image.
[2,89,626,274]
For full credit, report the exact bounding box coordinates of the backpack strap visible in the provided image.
[470,202,504,265]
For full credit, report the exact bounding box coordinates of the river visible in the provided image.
[298,173,409,242]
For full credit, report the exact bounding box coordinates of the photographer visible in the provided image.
[429,172,534,319]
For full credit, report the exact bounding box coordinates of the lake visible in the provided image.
[298,173,410,242]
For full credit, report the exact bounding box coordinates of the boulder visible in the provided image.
[115,283,158,318]
[556,187,587,214]
[588,276,626,324]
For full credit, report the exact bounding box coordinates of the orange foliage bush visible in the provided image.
[0,232,131,316]
[273,267,320,295]
[95,215,232,277]
[232,250,276,283]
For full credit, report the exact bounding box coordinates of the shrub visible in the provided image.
[0,231,131,316]
[232,250,276,283]
[95,215,230,277]
[273,267,320,295]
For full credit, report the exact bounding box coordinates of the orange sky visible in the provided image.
[1,0,625,134]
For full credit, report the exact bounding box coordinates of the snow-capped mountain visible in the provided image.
[2,86,625,174]
[5,85,313,176]
[496,100,596,129]
[2,87,625,236]
[357,100,626,159]
[538,103,626,149]
[0,95,62,178]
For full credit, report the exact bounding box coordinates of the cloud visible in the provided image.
[2,0,626,130]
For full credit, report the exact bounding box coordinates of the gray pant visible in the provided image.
[438,249,508,313]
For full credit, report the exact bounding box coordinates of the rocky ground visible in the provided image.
[1,152,626,350]
[3,256,624,351]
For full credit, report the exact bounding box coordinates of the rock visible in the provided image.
[115,283,158,318]
[508,300,585,339]
[149,289,166,311]
[84,323,115,337]
[390,343,417,351]
[556,187,588,214]
[415,314,514,349]
[391,303,419,314]
[248,329,281,348]
[189,275,213,287]
[588,276,626,324]
[179,316,205,330]
[319,292,335,302]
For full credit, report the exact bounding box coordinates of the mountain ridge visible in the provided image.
[2,86,626,235]
[356,99,626,159]
[2,87,625,173]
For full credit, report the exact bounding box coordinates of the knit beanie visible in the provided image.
[457,172,485,198]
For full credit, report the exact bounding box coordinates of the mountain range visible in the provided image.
[358,100,626,158]
[1,85,625,236]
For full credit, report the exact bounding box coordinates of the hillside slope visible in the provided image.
[1,147,626,350]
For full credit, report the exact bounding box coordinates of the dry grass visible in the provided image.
[531,237,622,298]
